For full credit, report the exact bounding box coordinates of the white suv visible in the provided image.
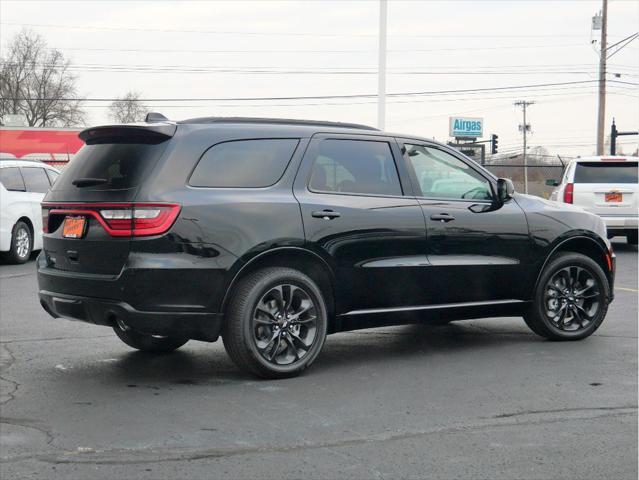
[549,156,638,245]
[0,159,60,263]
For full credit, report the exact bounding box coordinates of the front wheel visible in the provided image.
[113,322,188,353]
[524,252,610,340]
[223,267,328,379]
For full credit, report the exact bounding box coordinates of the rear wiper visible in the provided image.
[72,177,108,187]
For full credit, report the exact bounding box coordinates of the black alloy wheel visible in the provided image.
[524,252,609,341]
[543,266,602,332]
[252,284,318,366]
[223,267,328,379]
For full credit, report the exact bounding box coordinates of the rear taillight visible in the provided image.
[100,205,179,236]
[42,203,181,237]
[563,183,574,204]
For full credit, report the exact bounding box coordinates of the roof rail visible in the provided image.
[178,116,379,131]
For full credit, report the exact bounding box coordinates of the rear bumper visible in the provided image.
[600,215,638,230]
[39,290,222,342]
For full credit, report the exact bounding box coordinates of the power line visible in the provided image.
[0,21,609,38]
[28,43,591,55]
[3,80,615,103]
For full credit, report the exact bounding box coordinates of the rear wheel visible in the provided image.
[3,221,32,264]
[627,231,638,245]
[524,252,609,340]
[223,267,328,379]
[113,321,188,353]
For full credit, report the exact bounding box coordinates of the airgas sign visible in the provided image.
[449,117,483,138]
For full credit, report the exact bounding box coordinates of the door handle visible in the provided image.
[430,213,455,223]
[312,209,341,220]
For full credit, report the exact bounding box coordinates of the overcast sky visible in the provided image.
[1,0,638,157]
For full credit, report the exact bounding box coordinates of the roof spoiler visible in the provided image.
[79,123,177,144]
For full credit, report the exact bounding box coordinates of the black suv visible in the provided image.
[38,116,615,378]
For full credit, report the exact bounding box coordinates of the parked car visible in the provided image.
[37,116,615,378]
[548,156,638,245]
[1,159,60,264]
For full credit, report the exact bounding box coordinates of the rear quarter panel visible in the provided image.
[127,125,310,313]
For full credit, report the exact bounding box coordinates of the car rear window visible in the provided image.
[53,142,168,191]
[0,167,26,191]
[189,139,299,188]
[574,162,638,184]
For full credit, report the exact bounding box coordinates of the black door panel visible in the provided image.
[399,141,532,303]
[294,134,428,313]
[297,193,427,312]
[420,199,531,303]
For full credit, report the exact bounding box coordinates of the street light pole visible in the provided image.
[596,0,608,155]
[515,100,534,194]
[377,0,387,130]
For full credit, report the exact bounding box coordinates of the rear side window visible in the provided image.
[53,142,168,191]
[46,170,60,185]
[308,139,402,196]
[574,162,638,184]
[0,167,26,191]
[190,139,299,188]
[21,167,51,193]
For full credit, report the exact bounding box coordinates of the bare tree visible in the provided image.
[108,91,148,123]
[0,30,85,127]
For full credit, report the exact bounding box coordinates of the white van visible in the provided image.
[549,156,638,244]
[0,159,60,263]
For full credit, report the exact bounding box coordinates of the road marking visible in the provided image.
[616,287,638,293]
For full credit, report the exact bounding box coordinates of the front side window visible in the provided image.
[21,167,51,193]
[308,139,402,196]
[0,167,26,192]
[404,144,492,201]
[190,139,299,188]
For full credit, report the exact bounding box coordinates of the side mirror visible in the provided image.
[496,178,515,203]
[545,179,559,187]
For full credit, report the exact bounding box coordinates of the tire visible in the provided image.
[223,267,328,379]
[113,323,188,353]
[627,231,638,245]
[524,252,610,341]
[2,221,33,264]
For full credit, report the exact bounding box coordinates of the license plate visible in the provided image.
[605,192,622,202]
[62,216,86,238]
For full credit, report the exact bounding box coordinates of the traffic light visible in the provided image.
[491,134,499,154]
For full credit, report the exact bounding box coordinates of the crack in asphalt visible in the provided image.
[1,417,56,446]
[2,405,633,466]
[0,344,19,406]
[487,405,638,419]
[0,272,34,280]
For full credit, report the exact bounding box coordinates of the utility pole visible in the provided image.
[377,0,387,130]
[596,0,608,155]
[514,100,534,194]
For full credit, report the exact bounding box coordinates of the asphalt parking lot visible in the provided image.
[1,241,637,480]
